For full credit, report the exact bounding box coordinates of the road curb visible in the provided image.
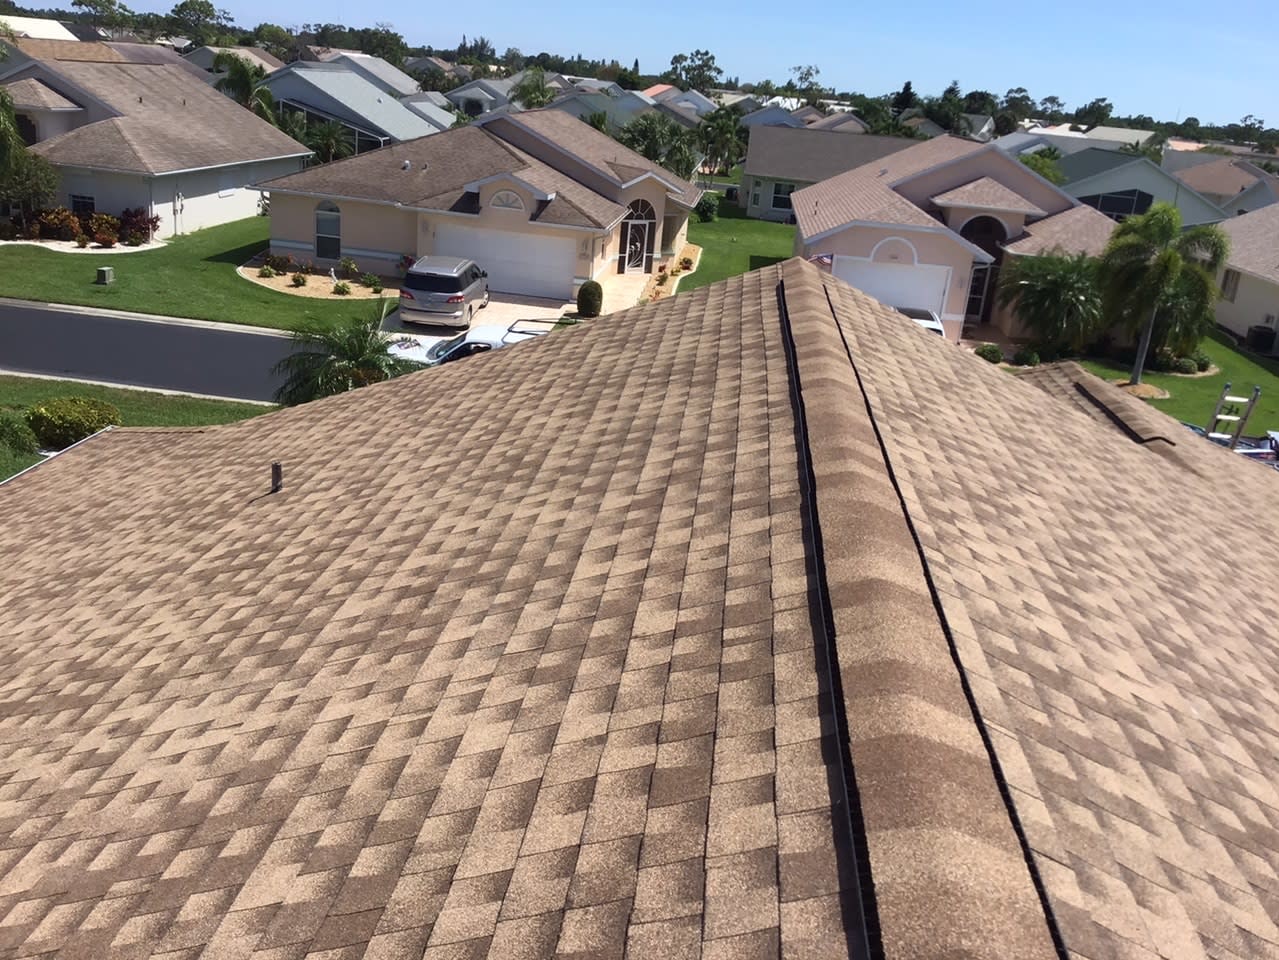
[0,368,275,405]
[0,298,293,338]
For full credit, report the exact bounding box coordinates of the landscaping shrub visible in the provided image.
[1012,348,1040,367]
[371,281,384,294]
[25,397,122,450]
[332,281,352,295]
[0,411,39,456]
[0,222,18,241]
[656,272,669,286]
[680,256,694,271]
[1172,356,1198,374]
[258,264,277,278]
[339,256,359,278]
[1193,350,1211,372]
[359,272,380,288]
[291,272,308,287]
[75,235,90,249]
[94,231,117,248]
[577,280,603,318]
[119,207,160,240]
[263,252,296,273]
[975,343,1004,364]
[89,212,120,241]
[695,194,719,223]
[37,207,83,241]
[1150,349,1175,373]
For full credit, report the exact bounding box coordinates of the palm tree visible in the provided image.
[585,111,609,133]
[307,121,355,164]
[277,107,308,144]
[510,67,555,109]
[618,114,703,179]
[699,107,744,178]
[273,300,419,405]
[996,253,1103,352]
[211,52,270,113]
[1098,202,1229,383]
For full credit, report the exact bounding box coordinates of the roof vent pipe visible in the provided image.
[270,461,283,493]
[402,159,411,170]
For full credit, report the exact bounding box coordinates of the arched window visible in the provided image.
[626,199,656,222]
[315,201,340,260]
[492,190,524,210]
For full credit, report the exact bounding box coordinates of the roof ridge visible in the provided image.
[782,258,1062,958]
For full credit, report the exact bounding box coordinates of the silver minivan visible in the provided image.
[399,256,490,325]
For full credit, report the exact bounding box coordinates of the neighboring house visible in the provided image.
[405,88,451,110]
[1029,122,1156,148]
[997,128,1144,157]
[711,89,761,112]
[0,36,207,78]
[1056,148,1227,225]
[737,103,805,130]
[547,89,655,132]
[0,14,79,40]
[260,61,441,152]
[902,110,994,142]
[0,50,307,236]
[322,52,419,98]
[1216,203,1279,351]
[7,255,1279,960]
[651,85,716,117]
[806,111,869,134]
[563,75,623,96]
[1170,157,1279,215]
[403,54,471,81]
[300,44,362,62]
[739,126,916,222]
[400,95,458,133]
[791,104,824,125]
[792,136,1115,340]
[260,108,701,299]
[183,44,283,76]
[641,81,674,98]
[654,99,701,129]
[445,76,516,117]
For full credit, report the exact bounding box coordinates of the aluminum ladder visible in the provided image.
[1205,382,1261,449]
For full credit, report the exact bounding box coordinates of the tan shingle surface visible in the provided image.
[793,135,986,238]
[1003,204,1116,257]
[1173,157,1264,197]
[1220,202,1279,284]
[1,76,79,110]
[932,175,1047,216]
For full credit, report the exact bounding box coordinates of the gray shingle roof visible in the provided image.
[0,76,80,110]
[263,63,439,142]
[742,126,917,184]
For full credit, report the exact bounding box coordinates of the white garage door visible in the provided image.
[434,224,576,299]
[833,257,950,315]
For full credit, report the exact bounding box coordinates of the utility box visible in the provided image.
[96,266,114,285]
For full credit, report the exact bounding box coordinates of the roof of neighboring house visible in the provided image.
[1082,124,1154,144]
[546,90,653,129]
[743,126,917,185]
[1,75,81,110]
[305,44,361,61]
[931,175,1047,215]
[1219,202,1279,284]
[493,108,701,207]
[791,104,824,123]
[402,98,457,131]
[263,63,439,142]
[791,134,985,237]
[642,81,675,97]
[3,37,126,62]
[260,124,626,228]
[739,104,805,128]
[404,89,451,109]
[1056,146,1138,183]
[1001,203,1116,256]
[806,111,868,133]
[5,256,1279,960]
[26,61,308,174]
[404,55,469,78]
[186,44,283,74]
[1172,156,1267,196]
[328,52,419,97]
[0,14,78,40]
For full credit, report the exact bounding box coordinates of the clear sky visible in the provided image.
[163,0,1276,126]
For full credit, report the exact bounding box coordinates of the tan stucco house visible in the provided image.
[1216,204,1279,353]
[259,109,701,300]
[793,136,1116,341]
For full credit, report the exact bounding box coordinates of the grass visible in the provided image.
[681,195,795,293]
[0,374,273,481]
[0,218,369,332]
[1078,331,1279,434]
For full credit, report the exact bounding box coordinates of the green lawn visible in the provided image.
[0,219,367,331]
[682,196,795,293]
[1079,331,1279,434]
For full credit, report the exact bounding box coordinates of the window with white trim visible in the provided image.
[70,195,95,214]
[771,182,796,210]
[491,189,524,210]
[1222,269,1240,303]
[315,201,340,260]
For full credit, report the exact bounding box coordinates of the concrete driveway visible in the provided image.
[381,292,572,337]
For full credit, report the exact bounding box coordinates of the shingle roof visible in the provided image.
[188,45,284,75]
[932,175,1047,215]
[264,63,439,142]
[1057,146,1139,183]
[495,108,701,207]
[742,126,915,185]
[7,37,125,62]
[1219,202,1279,284]
[1173,156,1266,197]
[1002,203,1116,257]
[26,62,308,174]
[260,125,625,229]
[792,135,986,238]
[0,76,80,110]
[329,52,419,97]
[7,257,1279,960]
[804,111,867,133]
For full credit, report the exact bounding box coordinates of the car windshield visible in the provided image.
[426,333,468,360]
[404,272,464,294]
[896,307,932,321]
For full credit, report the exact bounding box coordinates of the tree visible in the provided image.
[1118,135,1166,162]
[500,47,524,70]
[1098,202,1229,384]
[1038,95,1066,122]
[700,106,745,176]
[0,148,58,229]
[791,64,825,106]
[1074,97,1113,129]
[1019,150,1065,184]
[962,89,998,116]
[668,49,720,92]
[273,300,419,406]
[276,107,308,143]
[993,112,1018,136]
[71,0,133,32]
[585,111,609,133]
[307,121,354,163]
[510,66,555,109]
[252,23,293,60]
[996,253,1103,351]
[1001,87,1036,121]
[211,51,274,120]
[167,0,227,44]
[752,79,777,99]
[891,80,918,114]
[617,114,702,179]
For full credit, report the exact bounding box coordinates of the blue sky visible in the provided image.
[179,0,1274,126]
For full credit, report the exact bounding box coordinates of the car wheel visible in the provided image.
[481,287,490,309]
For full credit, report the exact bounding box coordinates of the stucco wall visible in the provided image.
[897,152,1072,219]
[270,192,416,269]
[22,109,79,141]
[1064,163,1227,226]
[742,175,808,222]
[1216,269,1279,349]
[798,225,976,323]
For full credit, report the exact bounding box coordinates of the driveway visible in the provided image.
[380,293,572,337]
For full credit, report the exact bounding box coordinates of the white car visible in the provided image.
[894,306,946,337]
[389,319,565,367]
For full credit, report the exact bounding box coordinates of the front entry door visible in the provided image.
[619,221,649,273]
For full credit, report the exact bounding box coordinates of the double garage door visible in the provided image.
[434,224,577,300]
[832,257,950,316]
